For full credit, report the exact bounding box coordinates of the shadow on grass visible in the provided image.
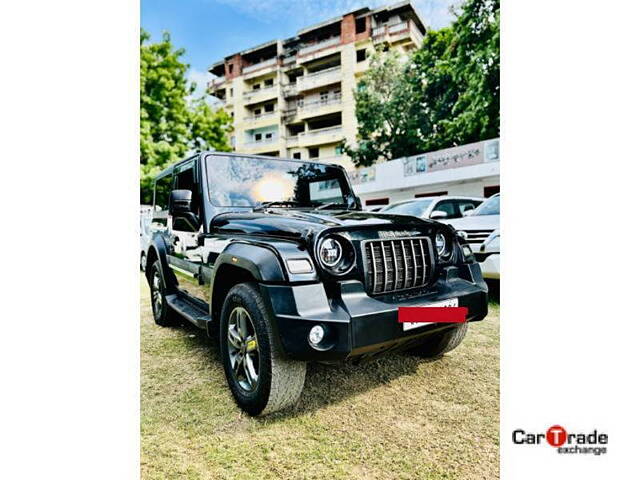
[165,317,437,420]
[486,279,500,304]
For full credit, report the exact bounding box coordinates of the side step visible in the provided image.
[165,294,210,329]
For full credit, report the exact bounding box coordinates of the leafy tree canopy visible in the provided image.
[347,0,499,166]
[345,48,424,167]
[140,29,232,203]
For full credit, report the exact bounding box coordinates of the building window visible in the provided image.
[356,49,367,62]
[254,108,261,116]
[229,88,233,97]
[484,185,500,197]
[264,78,274,87]
[265,132,273,140]
[335,145,343,155]
[253,83,260,91]
[229,64,234,74]
[415,191,448,198]
[320,91,328,104]
[356,17,367,34]
[292,152,301,159]
[308,147,319,158]
[333,89,341,99]
[254,133,262,142]
[264,103,275,112]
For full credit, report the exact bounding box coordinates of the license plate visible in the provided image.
[401,298,459,331]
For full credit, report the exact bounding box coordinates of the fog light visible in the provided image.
[308,325,325,345]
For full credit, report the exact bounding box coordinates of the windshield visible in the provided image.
[381,199,433,216]
[473,195,500,216]
[205,155,355,208]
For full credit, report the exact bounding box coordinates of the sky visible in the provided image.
[141,0,461,99]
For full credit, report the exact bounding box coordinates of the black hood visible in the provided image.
[210,209,441,241]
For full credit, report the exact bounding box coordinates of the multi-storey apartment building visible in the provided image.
[207,1,426,167]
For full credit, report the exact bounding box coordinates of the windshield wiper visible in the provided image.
[254,201,304,210]
[314,202,347,211]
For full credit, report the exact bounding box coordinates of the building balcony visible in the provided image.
[296,66,341,92]
[297,125,343,147]
[242,58,278,80]
[372,20,424,47]
[242,86,278,105]
[298,96,342,120]
[207,77,226,93]
[284,135,300,148]
[241,111,279,129]
[297,37,341,61]
[240,135,280,154]
[283,84,298,97]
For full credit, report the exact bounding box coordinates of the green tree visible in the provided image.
[140,29,232,203]
[345,48,424,167]
[347,0,499,165]
[441,0,500,145]
[409,27,459,151]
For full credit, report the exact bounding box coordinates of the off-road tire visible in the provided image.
[149,260,180,327]
[409,323,469,358]
[220,282,306,416]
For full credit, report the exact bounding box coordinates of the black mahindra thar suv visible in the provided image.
[145,152,488,415]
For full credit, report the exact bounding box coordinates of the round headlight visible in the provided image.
[435,232,452,260]
[319,237,342,267]
[435,233,447,256]
[316,235,356,275]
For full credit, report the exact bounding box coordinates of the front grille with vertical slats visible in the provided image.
[363,237,434,295]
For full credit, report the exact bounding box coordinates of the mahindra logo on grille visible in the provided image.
[379,230,420,239]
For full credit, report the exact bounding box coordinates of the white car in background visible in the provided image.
[140,206,153,271]
[448,193,500,280]
[378,196,484,222]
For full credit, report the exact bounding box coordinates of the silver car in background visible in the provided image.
[378,196,484,222]
[448,193,500,279]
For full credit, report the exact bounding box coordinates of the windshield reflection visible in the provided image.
[205,155,354,209]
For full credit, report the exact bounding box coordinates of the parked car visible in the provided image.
[379,196,484,222]
[448,193,500,280]
[144,152,489,416]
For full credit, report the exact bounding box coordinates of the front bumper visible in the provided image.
[261,263,488,362]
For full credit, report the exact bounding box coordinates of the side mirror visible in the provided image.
[463,209,474,217]
[430,210,448,220]
[169,190,200,232]
[169,189,192,215]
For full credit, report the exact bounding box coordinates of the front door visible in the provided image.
[167,160,210,304]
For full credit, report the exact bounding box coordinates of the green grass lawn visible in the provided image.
[141,273,499,480]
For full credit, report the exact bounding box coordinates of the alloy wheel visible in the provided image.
[151,270,163,320]
[227,306,260,392]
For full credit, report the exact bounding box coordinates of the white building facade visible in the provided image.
[351,138,500,206]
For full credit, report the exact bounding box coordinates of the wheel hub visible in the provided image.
[227,306,260,392]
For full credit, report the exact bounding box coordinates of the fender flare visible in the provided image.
[208,241,288,338]
[146,234,178,293]
[211,241,287,284]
